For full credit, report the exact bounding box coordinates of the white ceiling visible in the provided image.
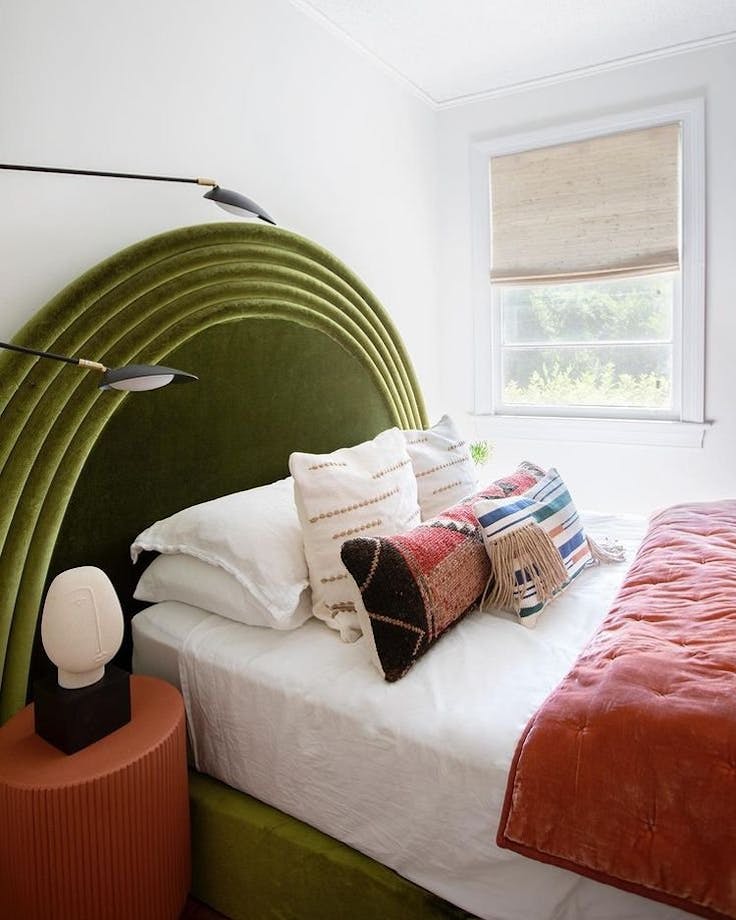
[292,0,736,105]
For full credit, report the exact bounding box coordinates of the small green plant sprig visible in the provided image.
[469,439,492,467]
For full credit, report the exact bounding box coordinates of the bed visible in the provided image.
[130,511,694,920]
[0,222,730,920]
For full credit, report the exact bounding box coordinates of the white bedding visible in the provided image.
[132,512,689,920]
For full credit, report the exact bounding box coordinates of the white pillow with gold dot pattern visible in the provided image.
[289,428,420,643]
[403,415,478,520]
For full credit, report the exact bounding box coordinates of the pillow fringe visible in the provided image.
[484,522,568,612]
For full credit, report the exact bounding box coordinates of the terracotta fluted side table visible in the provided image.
[0,674,190,920]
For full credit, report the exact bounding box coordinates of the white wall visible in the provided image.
[438,43,736,512]
[3,4,734,511]
[0,0,440,408]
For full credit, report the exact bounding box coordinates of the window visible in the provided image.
[496,272,677,419]
[470,100,706,446]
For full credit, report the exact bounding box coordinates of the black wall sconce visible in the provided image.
[0,163,275,224]
[0,340,197,391]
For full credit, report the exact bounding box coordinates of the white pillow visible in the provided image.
[403,415,479,520]
[289,428,420,643]
[130,477,309,623]
[134,553,312,630]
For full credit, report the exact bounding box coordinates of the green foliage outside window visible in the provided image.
[504,364,670,407]
[501,274,674,409]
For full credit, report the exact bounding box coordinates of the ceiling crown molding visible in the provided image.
[436,30,736,109]
[288,2,736,112]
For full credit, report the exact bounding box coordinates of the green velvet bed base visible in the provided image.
[190,771,474,920]
[0,222,483,919]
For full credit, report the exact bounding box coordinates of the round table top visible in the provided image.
[0,674,184,788]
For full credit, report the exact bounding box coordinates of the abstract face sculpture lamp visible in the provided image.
[0,339,197,391]
[41,567,124,690]
[0,162,276,224]
[34,567,132,754]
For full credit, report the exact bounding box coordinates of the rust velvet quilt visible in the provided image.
[497,501,736,919]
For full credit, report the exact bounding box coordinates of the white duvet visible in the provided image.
[133,512,690,920]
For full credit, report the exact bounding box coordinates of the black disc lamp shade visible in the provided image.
[0,341,197,392]
[203,186,275,223]
[100,364,198,391]
[0,163,275,224]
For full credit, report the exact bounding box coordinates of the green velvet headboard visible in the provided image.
[0,222,427,722]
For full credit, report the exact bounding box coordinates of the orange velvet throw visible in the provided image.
[497,502,736,920]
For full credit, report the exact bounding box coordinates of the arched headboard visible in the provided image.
[0,222,427,721]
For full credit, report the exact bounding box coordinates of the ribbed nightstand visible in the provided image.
[0,674,190,920]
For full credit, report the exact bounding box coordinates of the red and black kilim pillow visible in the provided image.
[341,462,545,681]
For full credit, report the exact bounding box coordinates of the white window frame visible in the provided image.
[470,98,707,448]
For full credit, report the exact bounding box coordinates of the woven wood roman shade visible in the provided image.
[490,123,681,284]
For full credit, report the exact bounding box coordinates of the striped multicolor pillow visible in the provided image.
[473,468,594,626]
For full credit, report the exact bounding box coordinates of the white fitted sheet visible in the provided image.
[132,512,689,920]
[132,600,211,690]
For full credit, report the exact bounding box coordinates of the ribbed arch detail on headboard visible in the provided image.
[0,222,427,721]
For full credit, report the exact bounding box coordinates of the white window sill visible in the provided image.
[471,414,710,448]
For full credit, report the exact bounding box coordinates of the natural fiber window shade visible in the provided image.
[490,123,681,284]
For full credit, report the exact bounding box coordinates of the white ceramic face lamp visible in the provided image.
[41,566,124,689]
